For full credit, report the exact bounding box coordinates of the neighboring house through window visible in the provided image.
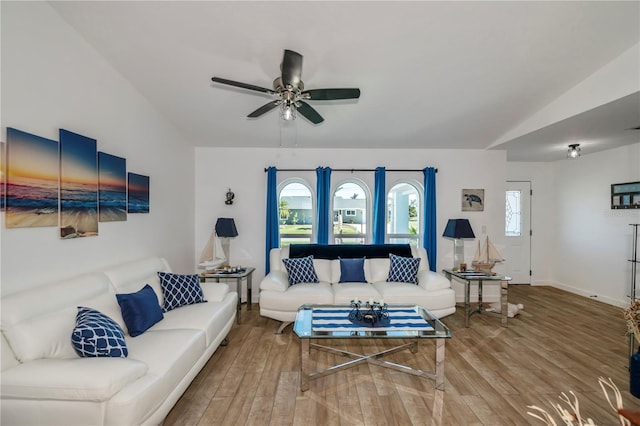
[332,180,369,244]
[387,181,422,246]
[278,179,314,246]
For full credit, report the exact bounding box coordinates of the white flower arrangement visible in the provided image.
[527,377,637,426]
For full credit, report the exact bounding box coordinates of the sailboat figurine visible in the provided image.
[472,236,504,275]
[198,230,227,271]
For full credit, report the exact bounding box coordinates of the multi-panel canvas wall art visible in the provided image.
[59,129,98,238]
[4,125,150,234]
[98,152,127,222]
[5,128,59,227]
[127,173,149,213]
[1,142,5,211]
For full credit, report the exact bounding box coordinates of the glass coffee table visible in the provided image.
[293,304,451,392]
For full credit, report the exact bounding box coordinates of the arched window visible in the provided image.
[278,179,314,246]
[387,181,422,246]
[332,180,369,244]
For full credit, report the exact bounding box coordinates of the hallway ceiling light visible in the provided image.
[567,144,581,159]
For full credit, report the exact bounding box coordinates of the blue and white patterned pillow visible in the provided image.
[386,253,421,284]
[71,307,128,358]
[282,256,319,285]
[158,272,207,312]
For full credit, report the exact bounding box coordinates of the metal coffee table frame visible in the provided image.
[293,304,451,392]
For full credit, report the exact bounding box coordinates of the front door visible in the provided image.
[505,181,531,284]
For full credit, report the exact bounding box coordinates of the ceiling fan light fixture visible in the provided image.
[567,143,581,159]
[281,101,296,121]
[211,50,360,124]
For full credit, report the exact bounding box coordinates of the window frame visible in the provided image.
[331,178,371,245]
[386,179,423,246]
[277,178,316,246]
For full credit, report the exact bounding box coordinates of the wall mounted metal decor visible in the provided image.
[225,188,235,205]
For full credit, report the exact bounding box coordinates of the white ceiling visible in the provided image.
[49,1,640,161]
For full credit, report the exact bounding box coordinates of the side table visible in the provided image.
[200,267,255,324]
[442,269,512,327]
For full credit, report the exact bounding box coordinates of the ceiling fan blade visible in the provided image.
[296,101,324,124]
[247,100,281,118]
[281,50,303,88]
[211,77,273,94]
[303,88,361,100]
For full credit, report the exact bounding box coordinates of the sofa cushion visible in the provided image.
[125,329,205,398]
[332,283,381,304]
[282,256,319,285]
[0,357,147,401]
[116,284,164,337]
[386,253,420,284]
[313,259,332,283]
[104,257,172,305]
[338,257,367,283]
[71,307,128,358]
[157,272,207,312]
[373,282,456,317]
[0,273,115,362]
[366,258,391,283]
[259,282,334,312]
[151,291,237,347]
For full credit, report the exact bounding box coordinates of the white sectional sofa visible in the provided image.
[260,244,456,332]
[0,257,237,426]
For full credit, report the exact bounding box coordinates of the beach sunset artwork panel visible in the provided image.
[5,128,59,227]
[1,141,5,211]
[60,129,98,238]
[128,173,149,213]
[98,152,126,222]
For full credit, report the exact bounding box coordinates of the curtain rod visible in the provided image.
[264,168,438,173]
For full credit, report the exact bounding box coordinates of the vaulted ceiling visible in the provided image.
[49,1,640,161]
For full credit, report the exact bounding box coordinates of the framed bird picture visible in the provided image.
[462,189,484,211]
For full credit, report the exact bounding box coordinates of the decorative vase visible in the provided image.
[631,348,640,398]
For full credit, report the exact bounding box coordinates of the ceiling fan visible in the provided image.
[211,49,360,124]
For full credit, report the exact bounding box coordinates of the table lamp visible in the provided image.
[442,219,475,271]
[215,218,238,267]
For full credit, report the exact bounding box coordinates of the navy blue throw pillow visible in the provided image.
[71,307,128,358]
[338,257,367,283]
[116,284,164,337]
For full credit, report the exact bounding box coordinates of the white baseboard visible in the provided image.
[547,281,627,308]
[453,279,628,308]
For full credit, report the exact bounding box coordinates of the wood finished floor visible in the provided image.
[164,286,640,425]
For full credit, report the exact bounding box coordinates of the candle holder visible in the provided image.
[349,299,389,327]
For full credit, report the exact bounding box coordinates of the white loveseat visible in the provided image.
[260,244,456,332]
[0,257,237,426]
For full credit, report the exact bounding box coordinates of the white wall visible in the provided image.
[195,147,507,303]
[0,2,195,295]
[508,143,640,306]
